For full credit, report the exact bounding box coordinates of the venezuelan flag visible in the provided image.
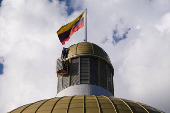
[57,12,85,45]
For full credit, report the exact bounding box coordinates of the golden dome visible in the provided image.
[9,95,161,113]
[67,42,111,64]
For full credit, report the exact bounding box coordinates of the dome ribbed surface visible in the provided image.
[67,42,111,64]
[9,96,161,113]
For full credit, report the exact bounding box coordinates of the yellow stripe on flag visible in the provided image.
[57,12,85,35]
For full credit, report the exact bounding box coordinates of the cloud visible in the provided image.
[0,0,66,112]
[0,0,170,113]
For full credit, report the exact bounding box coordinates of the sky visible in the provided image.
[0,0,170,112]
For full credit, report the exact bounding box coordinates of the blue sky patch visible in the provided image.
[0,57,4,75]
[112,25,131,44]
[0,0,2,7]
[59,0,74,15]
[0,63,3,75]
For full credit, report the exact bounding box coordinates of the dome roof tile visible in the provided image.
[9,96,161,113]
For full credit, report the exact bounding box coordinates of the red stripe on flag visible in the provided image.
[61,22,84,45]
[69,22,84,39]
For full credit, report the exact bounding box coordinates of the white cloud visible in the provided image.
[0,0,170,112]
[0,0,65,112]
[0,57,4,63]
[156,13,170,33]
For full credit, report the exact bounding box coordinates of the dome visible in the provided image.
[9,42,163,113]
[67,42,111,65]
[9,95,161,113]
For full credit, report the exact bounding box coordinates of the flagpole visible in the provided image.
[85,8,87,42]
